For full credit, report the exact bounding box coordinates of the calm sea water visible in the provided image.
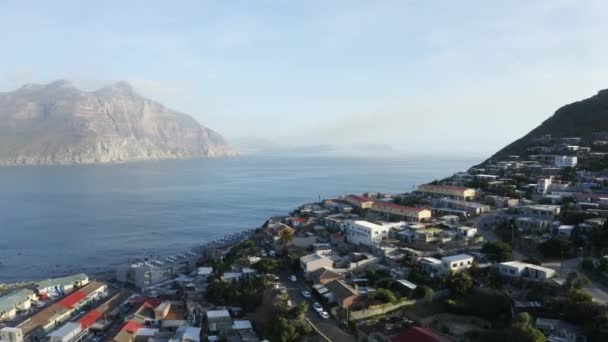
[0,154,481,283]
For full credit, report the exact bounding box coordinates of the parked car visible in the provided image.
[312,302,323,313]
[289,275,297,282]
[319,311,329,319]
[287,300,293,307]
[301,290,311,298]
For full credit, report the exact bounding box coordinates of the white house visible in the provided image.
[344,220,390,246]
[499,261,556,280]
[457,226,478,238]
[555,156,578,168]
[440,254,474,274]
[300,253,334,274]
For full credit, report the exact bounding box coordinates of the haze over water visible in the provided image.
[0,154,481,283]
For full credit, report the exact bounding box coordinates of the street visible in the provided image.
[277,272,356,342]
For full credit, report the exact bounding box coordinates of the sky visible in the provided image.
[1,1,608,156]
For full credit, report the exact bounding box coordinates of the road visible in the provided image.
[278,273,356,342]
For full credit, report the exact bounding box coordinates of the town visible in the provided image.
[3,133,608,342]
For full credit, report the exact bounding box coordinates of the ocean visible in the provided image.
[0,154,482,283]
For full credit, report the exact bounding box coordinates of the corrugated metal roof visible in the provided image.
[79,309,102,329]
[0,289,35,314]
[36,274,89,290]
[57,291,86,309]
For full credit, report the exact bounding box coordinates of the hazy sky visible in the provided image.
[1,1,608,156]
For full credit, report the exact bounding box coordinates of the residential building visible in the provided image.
[116,252,198,289]
[344,220,390,246]
[440,254,474,274]
[417,184,476,200]
[418,257,441,274]
[520,205,561,219]
[457,226,478,238]
[369,202,432,222]
[300,254,334,274]
[0,289,36,322]
[344,194,374,209]
[414,228,443,244]
[310,267,341,285]
[0,327,24,342]
[35,274,90,297]
[206,310,232,336]
[555,156,578,168]
[499,261,556,280]
[324,280,360,308]
[515,217,554,233]
[434,198,490,217]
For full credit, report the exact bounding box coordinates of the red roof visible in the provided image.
[57,291,86,309]
[373,201,426,212]
[391,326,450,342]
[121,321,142,334]
[79,309,103,329]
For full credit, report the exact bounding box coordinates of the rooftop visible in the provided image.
[206,309,230,319]
[0,289,35,314]
[442,254,474,263]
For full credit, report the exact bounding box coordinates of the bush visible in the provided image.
[446,272,473,297]
[539,237,572,258]
[412,285,433,300]
[481,241,513,262]
[368,288,398,304]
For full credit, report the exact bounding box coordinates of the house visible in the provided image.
[0,289,36,322]
[418,257,442,274]
[300,254,334,274]
[556,225,575,238]
[344,220,393,246]
[369,202,432,222]
[555,156,578,168]
[1,327,24,342]
[35,273,90,296]
[324,280,360,308]
[457,226,478,238]
[535,318,587,342]
[417,184,476,201]
[206,310,232,336]
[434,198,490,217]
[414,228,443,244]
[499,261,556,280]
[310,267,342,285]
[170,326,202,342]
[520,205,561,220]
[221,272,243,283]
[515,217,554,233]
[440,254,474,274]
[344,194,375,210]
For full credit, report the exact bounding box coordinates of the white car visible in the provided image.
[289,275,297,282]
[287,300,293,307]
[301,290,311,298]
[319,311,329,319]
[312,302,323,313]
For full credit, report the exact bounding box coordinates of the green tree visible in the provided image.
[446,272,473,297]
[564,272,590,290]
[412,285,433,300]
[368,288,398,304]
[539,237,572,258]
[510,313,547,342]
[274,318,300,342]
[254,258,279,274]
[481,241,513,262]
[277,226,295,252]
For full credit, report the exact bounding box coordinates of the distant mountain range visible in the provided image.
[0,80,236,165]
[484,89,608,163]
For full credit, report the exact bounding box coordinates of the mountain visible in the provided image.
[483,89,608,163]
[0,80,237,165]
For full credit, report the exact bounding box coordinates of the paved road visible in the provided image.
[279,274,356,342]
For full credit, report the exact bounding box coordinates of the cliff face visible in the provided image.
[484,89,608,163]
[0,80,237,165]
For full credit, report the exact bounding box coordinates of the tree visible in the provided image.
[481,241,513,262]
[539,237,572,258]
[412,285,433,300]
[368,288,398,304]
[277,226,295,252]
[446,272,473,297]
[254,258,279,274]
[290,302,308,320]
[273,318,300,342]
[564,272,590,290]
[510,313,547,342]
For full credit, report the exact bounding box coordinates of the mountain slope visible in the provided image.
[0,80,237,165]
[484,89,608,163]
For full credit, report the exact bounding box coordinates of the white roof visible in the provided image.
[500,261,555,273]
[197,267,213,276]
[442,254,474,263]
[420,257,441,264]
[206,309,230,318]
[180,327,201,341]
[47,322,81,337]
[396,279,417,290]
[232,320,253,330]
[137,327,159,336]
[300,253,327,263]
[351,220,382,229]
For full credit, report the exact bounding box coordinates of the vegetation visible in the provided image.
[481,241,512,262]
[469,312,546,342]
[412,285,433,300]
[446,271,473,297]
[254,258,279,274]
[446,289,511,323]
[205,275,271,312]
[277,226,295,252]
[539,237,572,258]
[367,288,398,304]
